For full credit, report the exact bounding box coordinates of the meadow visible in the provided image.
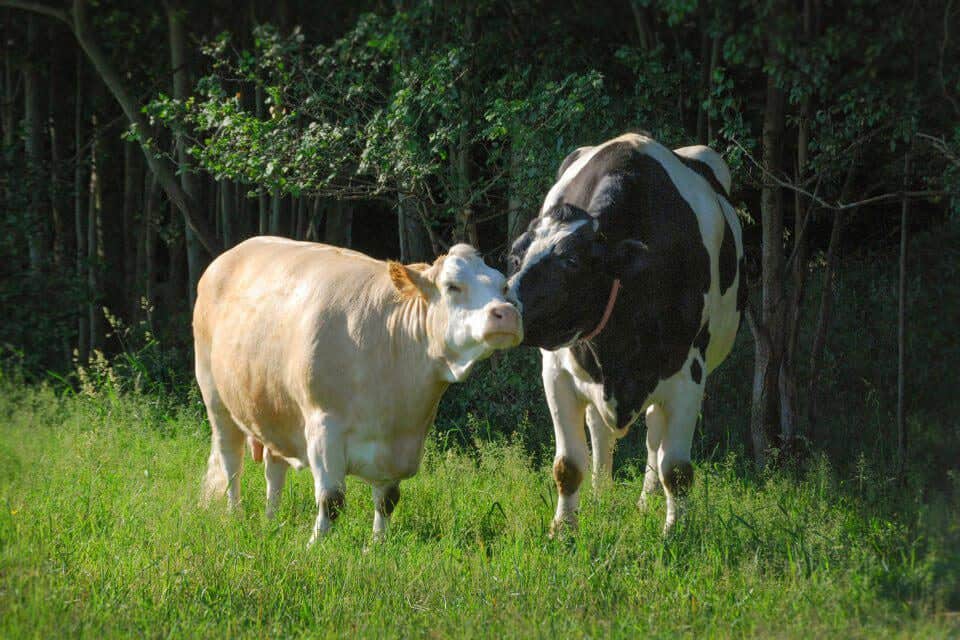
[1,378,957,639]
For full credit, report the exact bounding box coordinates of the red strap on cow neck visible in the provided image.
[581,279,621,342]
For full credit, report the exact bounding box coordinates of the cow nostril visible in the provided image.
[491,308,504,320]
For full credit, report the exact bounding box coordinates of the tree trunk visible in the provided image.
[74,57,88,363]
[87,111,104,354]
[122,140,141,317]
[806,211,843,436]
[779,95,812,451]
[507,138,532,244]
[294,196,307,239]
[24,14,46,274]
[1,15,15,154]
[452,8,477,247]
[897,149,912,475]
[256,85,268,235]
[143,171,160,317]
[748,311,776,468]
[451,143,477,245]
[258,193,269,234]
[168,211,186,317]
[49,0,223,255]
[48,37,69,272]
[213,177,221,239]
[706,34,720,143]
[806,164,856,435]
[750,61,786,468]
[779,0,821,450]
[398,194,432,261]
[220,179,235,248]
[270,192,282,235]
[235,179,248,240]
[325,199,352,247]
[167,1,205,309]
[2,14,23,266]
[133,170,148,316]
[629,0,655,51]
[306,196,323,241]
[696,7,710,143]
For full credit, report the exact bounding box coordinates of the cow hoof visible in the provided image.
[662,513,683,537]
[549,515,578,539]
[308,525,332,547]
[637,493,653,513]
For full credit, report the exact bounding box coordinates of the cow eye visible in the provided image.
[563,256,579,268]
[446,284,462,294]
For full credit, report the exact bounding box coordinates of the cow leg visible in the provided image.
[543,353,588,536]
[201,400,246,511]
[587,405,614,491]
[372,483,400,541]
[657,379,705,535]
[638,404,665,512]
[264,448,289,519]
[306,413,347,545]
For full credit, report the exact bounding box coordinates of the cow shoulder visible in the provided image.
[557,140,645,212]
[672,145,731,197]
[556,146,593,181]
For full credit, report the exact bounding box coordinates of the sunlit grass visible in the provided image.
[0,384,957,638]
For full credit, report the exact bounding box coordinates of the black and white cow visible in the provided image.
[507,132,746,534]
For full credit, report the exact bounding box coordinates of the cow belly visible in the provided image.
[347,433,426,483]
[254,425,308,468]
[552,349,640,434]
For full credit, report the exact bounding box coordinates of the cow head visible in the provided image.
[507,204,649,350]
[389,244,522,381]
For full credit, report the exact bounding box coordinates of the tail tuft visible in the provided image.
[200,449,227,505]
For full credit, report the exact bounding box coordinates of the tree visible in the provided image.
[166,0,205,306]
[0,0,222,255]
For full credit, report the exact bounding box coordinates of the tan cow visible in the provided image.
[194,237,521,542]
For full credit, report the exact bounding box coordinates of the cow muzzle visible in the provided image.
[481,302,523,349]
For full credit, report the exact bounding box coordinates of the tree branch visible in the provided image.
[916,132,960,168]
[732,137,948,212]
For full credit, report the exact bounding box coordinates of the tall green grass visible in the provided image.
[1,383,957,638]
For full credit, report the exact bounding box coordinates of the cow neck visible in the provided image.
[581,278,621,342]
[394,295,467,385]
[388,294,440,377]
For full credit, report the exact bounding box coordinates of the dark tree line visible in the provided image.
[1,0,957,467]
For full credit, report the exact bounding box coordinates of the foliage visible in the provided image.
[143,5,642,247]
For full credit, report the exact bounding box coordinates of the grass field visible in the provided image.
[0,382,957,639]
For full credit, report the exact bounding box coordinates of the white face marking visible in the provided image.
[438,244,519,381]
[508,218,588,299]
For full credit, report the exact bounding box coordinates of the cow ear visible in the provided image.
[603,239,652,280]
[388,261,436,299]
